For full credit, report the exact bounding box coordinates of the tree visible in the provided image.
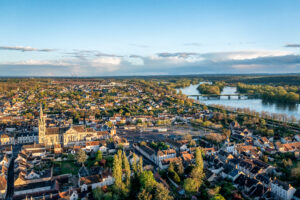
[183,134,192,141]
[123,151,131,187]
[76,149,87,165]
[291,162,300,182]
[138,156,143,174]
[132,153,138,174]
[172,172,181,183]
[195,147,203,171]
[67,153,75,161]
[189,140,196,147]
[177,160,184,176]
[113,153,123,192]
[93,187,104,200]
[138,189,152,200]
[168,162,175,173]
[183,178,199,193]
[223,129,231,139]
[140,171,156,190]
[154,183,173,200]
[95,150,103,162]
[210,194,226,200]
[184,147,204,195]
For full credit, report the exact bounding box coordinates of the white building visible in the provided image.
[271,179,296,200]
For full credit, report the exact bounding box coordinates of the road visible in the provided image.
[5,157,14,200]
[5,145,21,200]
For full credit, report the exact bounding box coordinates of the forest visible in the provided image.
[237,83,300,103]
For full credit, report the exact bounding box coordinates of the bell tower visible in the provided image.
[38,104,46,144]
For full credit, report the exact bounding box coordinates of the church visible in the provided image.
[38,105,115,146]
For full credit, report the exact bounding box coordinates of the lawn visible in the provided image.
[53,160,80,175]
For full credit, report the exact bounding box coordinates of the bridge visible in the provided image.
[187,93,256,100]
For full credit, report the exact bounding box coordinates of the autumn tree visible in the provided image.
[138,156,143,174]
[183,147,204,195]
[95,150,103,162]
[76,149,87,165]
[138,189,152,200]
[113,152,123,192]
[154,183,173,200]
[123,151,131,187]
[132,153,138,174]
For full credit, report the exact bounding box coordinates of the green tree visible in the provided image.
[168,162,175,173]
[138,156,143,174]
[132,153,138,174]
[113,153,123,192]
[95,150,103,162]
[93,187,104,200]
[76,149,87,165]
[140,171,156,190]
[195,147,204,171]
[123,151,131,187]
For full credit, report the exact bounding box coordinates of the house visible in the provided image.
[271,179,296,200]
[204,169,216,182]
[165,139,187,152]
[159,157,182,169]
[134,144,156,163]
[218,150,234,162]
[85,141,100,152]
[181,151,194,165]
[14,180,56,196]
[79,174,114,190]
[255,173,271,188]
[156,149,176,165]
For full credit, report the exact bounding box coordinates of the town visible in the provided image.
[0,78,299,200]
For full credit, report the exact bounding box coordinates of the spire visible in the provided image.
[40,103,43,119]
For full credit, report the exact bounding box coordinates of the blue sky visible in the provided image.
[0,0,300,76]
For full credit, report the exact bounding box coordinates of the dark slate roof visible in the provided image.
[228,158,240,166]
[78,165,90,177]
[272,179,290,190]
[14,180,53,191]
[250,166,261,174]
[139,145,155,156]
[234,174,247,186]
[256,174,270,185]
[239,160,253,170]
[219,150,229,157]
[245,177,258,189]
[229,169,239,178]
[249,184,265,198]
[253,159,269,169]
[223,164,234,174]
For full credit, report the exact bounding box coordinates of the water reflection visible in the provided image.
[261,99,298,111]
[179,84,300,119]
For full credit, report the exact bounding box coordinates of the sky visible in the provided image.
[0,0,300,76]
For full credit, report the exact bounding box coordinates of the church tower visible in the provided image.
[110,126,116,137]
[38,104,46,144]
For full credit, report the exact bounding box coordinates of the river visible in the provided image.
[179,83,300,120]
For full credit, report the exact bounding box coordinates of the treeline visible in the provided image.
[197,81,225,95]
[237,83,300,103]
[165,78,201,89]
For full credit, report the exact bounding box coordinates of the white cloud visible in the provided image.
[202,50,291,62]
[0,49,299,76]
[0,46,55,52]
